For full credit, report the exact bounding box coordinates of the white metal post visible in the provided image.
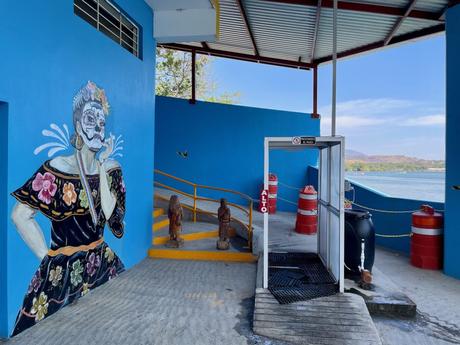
[263,138,269,289]
[331,0,338,137]
[339,138,345,292]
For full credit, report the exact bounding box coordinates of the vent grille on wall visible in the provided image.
[74,0,140,58]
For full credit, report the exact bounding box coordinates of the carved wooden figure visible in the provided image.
[167,195,184,248]
[217,198,231,250]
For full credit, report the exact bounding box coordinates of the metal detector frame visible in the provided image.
[263,136,345,293]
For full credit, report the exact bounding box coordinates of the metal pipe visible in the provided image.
[190,50,196,104]
[331,0,337,136]
[313,66,318,117]
[263,138,269,289]
[193,185,197,222]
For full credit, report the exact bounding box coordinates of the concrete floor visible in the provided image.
[3,208,460,345]
[373,249,460,345]
[253,210,460,344]
[5,259,262,345]
[3,250,460,345]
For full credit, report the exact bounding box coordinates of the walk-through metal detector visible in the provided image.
[263,136,345,293]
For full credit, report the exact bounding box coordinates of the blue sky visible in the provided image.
[207,34,445,160]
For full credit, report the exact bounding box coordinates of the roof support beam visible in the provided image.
[314,23,445,65]
[260,0,443,22]
[312,66,319,118]
[160,43,313,70]
[236,0,260,56]
[384,0,417,46]
[310,0,322,62]
[190,49,196,104]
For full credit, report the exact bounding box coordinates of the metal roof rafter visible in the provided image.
[384,0,418,46]
[160,43,314,69]
[236,0,260,57]
[310,0,322,62]
[260,0,443,22]
[314,23,445,65]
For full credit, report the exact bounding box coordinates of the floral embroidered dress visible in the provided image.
[11,160,126,336]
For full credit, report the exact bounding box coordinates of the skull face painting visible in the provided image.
[10,81,125,336]
[78,101,106,152]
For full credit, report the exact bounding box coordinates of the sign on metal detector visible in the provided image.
[260,189,269,213]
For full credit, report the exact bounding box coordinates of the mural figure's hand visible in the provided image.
[98,133,115,164]
[99,161,117,221]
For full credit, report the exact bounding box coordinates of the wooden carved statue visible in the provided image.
[217,198,231,250]
[167,195,184,248]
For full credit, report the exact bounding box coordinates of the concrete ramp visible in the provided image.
[254,288,382,345]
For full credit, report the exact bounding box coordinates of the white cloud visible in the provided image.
[400,114,445,126]
[319,98,445,159]
[321,115,387,128]
[319,98,414,118]
[320,98,445,133]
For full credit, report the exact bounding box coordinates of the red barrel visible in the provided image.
[268,174,278,214]
[410,205,443,270]
[295,186,318,234]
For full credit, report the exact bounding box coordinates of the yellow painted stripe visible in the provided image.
[148,249,257,263]
[152,218,170,232]
[153,229,218,245]
[152,228,237,245]
[153,208,165,218]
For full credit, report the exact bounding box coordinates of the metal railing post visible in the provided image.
[249,200,253,249]
[193,184,197,222]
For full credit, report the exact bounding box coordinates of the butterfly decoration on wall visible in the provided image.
[177,150,189,159]
[33,123,124,159]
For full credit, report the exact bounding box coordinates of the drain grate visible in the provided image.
[269,269,305,287]
[267,252,338,304]
[300,263,336,284]
[269,252,318,267]
[269,284,338,304]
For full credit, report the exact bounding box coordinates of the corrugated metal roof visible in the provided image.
[315,8,397,60]
[160,0,448,68]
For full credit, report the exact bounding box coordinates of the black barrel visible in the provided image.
[345,209,375,276]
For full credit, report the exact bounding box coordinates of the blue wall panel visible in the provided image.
[155,96,320,212]
[308,167,444,255]
[0,1,155,336]
[0,102,8,339]
[445,6,460,279]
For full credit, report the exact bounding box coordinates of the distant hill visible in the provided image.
[345,149,445,172]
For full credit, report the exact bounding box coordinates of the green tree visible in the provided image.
[155,48,240,103]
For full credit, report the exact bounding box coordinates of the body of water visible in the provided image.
[346,171,445,202]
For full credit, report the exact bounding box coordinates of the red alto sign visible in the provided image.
[260,189,269,213]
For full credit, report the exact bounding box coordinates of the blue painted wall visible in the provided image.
[445,6,460,279]
[0,102,8,339]
[307,166,444,254]
[0,1,155,336]
[155,96,320,211]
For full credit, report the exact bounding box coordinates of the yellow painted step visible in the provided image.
[153,229,219,245]
[148,248,257,263]
[152,218,169,232]
[152,208,165,218]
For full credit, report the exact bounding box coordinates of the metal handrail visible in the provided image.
[154,169,253,248]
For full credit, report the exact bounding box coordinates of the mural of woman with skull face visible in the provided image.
[10,81,125,336]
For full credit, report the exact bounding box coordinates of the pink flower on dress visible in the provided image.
[32,172,57,204]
